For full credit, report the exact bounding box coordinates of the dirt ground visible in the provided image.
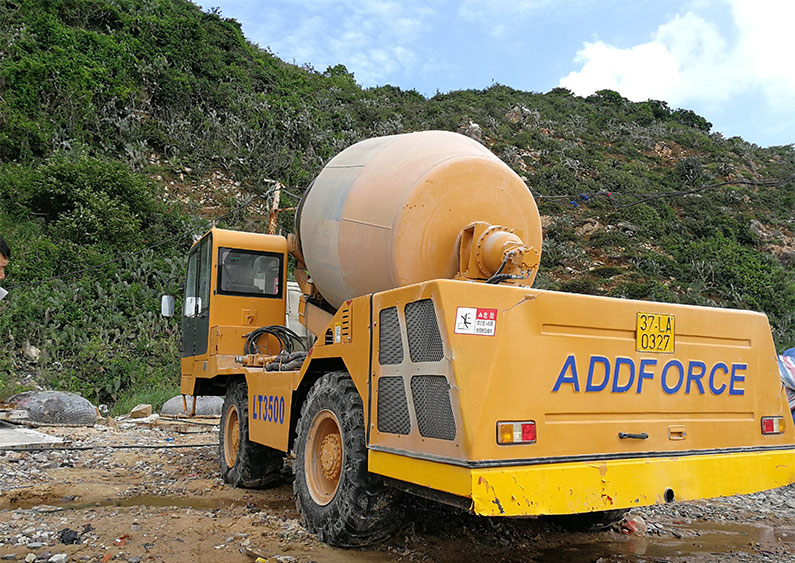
[2,423,795,563]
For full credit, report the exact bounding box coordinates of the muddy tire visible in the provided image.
[219,378,283,488]
[543,508,628,531]
[293,372,402,547]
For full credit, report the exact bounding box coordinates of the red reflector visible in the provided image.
[496,421,537,445]
[761,416,783,435]
[522,422,536,442]
[762,419,774,433]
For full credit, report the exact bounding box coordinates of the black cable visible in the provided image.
[486,270,533,285]
[267,325,306,351]
[243,325,306,355]
[485,255,510,284]
[528,174,794,208]
[265,184,305,200]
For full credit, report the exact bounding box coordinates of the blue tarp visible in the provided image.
[778,347,795,421]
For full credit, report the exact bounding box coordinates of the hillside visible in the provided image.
[0,0,793,409]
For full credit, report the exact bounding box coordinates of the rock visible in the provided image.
[505,106,528,124]
[129,404,152,419]
[8,391,97,426]
[57,528,80,545]
[160,395,223,416]
[25,555,35,563]
[766,245,795,267]
[575,219,604,237]
[25,542,43,548]
[22,341,40,362]
[457,120,482,140]
[620,514,647,536]
[616,221,641,233]
[48,555,68,563]
[749,219,772,239]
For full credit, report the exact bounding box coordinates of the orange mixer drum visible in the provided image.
[297,131,542,309]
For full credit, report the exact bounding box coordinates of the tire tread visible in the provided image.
[219,378,283,488]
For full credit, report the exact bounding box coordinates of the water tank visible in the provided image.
[297,131,542,309]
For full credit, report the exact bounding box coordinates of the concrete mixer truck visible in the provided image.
[173,131,795,546]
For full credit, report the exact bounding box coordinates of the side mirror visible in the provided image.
[183,296,200,317]
[161,295,175,317]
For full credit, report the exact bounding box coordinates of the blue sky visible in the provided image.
[200,0,794,147]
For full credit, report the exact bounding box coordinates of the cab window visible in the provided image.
[184,235,212,317]
[217,248,282,298]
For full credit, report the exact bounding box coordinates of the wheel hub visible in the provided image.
[223,404,239,469]
[305,409,343,505]
[319,433,342,481]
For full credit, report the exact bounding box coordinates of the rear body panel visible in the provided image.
[367,279,795,514]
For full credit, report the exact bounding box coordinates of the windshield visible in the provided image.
[217,248,282,298]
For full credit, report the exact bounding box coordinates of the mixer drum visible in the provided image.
[297,131,542,309]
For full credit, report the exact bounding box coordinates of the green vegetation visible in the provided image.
[1,0,793,407]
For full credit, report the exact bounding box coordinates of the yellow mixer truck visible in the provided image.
[174,131,795,546]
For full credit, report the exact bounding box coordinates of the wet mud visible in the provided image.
[1,425,794,562]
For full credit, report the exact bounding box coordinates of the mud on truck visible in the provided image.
[168,131,795,546]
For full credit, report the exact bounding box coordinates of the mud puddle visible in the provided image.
[3,481,296,513]
[530,520,795,562]
[9,494,246,512]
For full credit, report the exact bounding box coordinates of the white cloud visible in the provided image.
[560,40,682,102]
[730,0,795,97]
[236,0,435,85]
[559,0,795,113]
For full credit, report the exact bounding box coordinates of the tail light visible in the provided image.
[497,421,536,445]
[761,416,784,435]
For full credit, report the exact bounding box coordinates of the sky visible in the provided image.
[200,0,795,147]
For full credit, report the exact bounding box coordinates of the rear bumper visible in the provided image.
[369,448,795,516]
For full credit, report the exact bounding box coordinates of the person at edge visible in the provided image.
[0,235,9,281]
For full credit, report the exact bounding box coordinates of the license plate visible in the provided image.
[636,312,675,353]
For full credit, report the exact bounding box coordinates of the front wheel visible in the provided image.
[293,372,402,546]
[219,378,283,488]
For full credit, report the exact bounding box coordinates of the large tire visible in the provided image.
[219,378,283,488]
[293,372,402,547]
[543,508,628,531]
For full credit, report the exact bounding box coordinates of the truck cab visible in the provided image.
[180,228,288,397]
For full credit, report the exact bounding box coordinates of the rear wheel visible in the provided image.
[293,372,402,546]
[219,378,283,488]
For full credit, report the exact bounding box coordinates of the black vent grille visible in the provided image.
[410,375,456,440]
[339,305,351,342]
[378,307,403,365]
[377,377,411,435]
[324,328,333,345]
[405,299,444,362]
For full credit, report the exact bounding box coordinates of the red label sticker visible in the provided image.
[455,307,498,336]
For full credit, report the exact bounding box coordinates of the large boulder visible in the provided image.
[8,390,97,426]
[160,394,223,416]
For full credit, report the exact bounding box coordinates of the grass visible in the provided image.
[110,381,182,417]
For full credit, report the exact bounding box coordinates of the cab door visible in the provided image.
[181,233,212,360]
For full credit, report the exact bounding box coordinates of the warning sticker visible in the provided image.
[454,307,498,336]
